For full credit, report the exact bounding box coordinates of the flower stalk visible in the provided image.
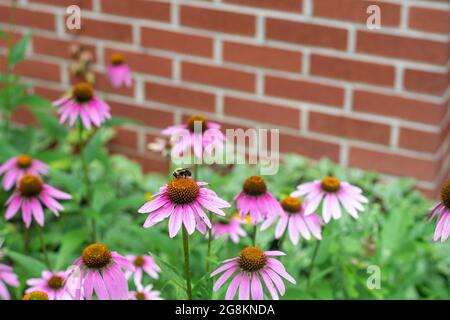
[182,226,193,300]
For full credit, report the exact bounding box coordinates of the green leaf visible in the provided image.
[83,130,103,163]
[20,94,52,109]
[8,32,30,68]
[101,196,144,214]
[31,109,67,139]
[6,250,46,276]
[55,230,88,269]
[104,116,138,127]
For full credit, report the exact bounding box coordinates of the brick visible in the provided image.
[33,86,65,101]
[404,69,449,96]
[33,36,96,60]
[11,107,37,126]
[104,48,172,78]
[180,5,255,36]
[280,133,340,162]
[356,31,448,65]
[313,0,401,26]
[399,128,441,153]
[108,101,173,129]
[110,128,138,149]
[182,62,256,92]
[110,147,168,174]
[409,6,450,34]
[141,27,213,57]
[29,0,93,9]
[101,0,171,22]
[223,42,302,72]
[224,96,301,129]
[145,82,215,112]
[78,72,134,97]
[0,4,55,31]
[310,54,395,87]
[0,56,61,82]
[224,0,302,12]
[66,18,132,43]
[265,75,345,107]
[353,90,446,125]
[309,112,391,144]
[266,18,348,50]
[349,147,439,181]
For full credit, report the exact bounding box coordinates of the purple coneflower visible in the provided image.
[0,263,19,300]
[0,154,48,191]
[211,246,296,300]
[68,243,133,300]
[5,174,72,228]
[129,284,162,300]
[125,255,161,286]
[107,53,132,88]
[291,176,368,223]
[261,196,323,245]
[53,82,111,129]
[26,270,69,300]
[212,215,247,244]
[138,176,230,238]
[428,180,450,242]
[162,115,225,159]
[234,176,283,224]
[22,291,49,300]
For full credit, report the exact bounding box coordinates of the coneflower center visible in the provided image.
[73,82,94,103]
[167,178,199,204]
[238,246,267,272]
[47,275,64,290]
[187,115,208,133]
[321,176,340,193]
[82,243,112,269]
[23,291,49,300]
[17,154,33,169]
[135,292,146,300]
[111,52,125,65]
[134,256,145,267]
[243,176,267,196]
[19,174,43,198]
[441,180,450,209]
[281,196,301,213]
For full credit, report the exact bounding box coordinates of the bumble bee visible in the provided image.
[173,168,192,178]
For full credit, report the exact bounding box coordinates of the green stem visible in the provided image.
[306,240,321,288]
[37,226,50,269]
[206,211,213,272]
[277,231,287,250]
[182,226,193,300]
[252,225,257,246]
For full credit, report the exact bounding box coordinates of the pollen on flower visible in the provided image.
[187,115,208,133]
[135,292,146,300]
[22,291,49,300]
[441,180,450,208]
[134,256,145,267]
[321,176,341,193]
[281,196,301,213]
[238,246,267,272]
[73,82,94,103]
[243,176,267,196]
[16,154,33,169]
[47,275,64,290]
[111,52,125,65]
[167,178,199,204]
[82,243,112,269]
[19,174,43,198]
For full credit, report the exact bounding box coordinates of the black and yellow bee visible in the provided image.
[172,168,192,179]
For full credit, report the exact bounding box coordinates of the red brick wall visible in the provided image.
[1,0,449,197]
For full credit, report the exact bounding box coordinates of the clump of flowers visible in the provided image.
[212,215,247,244]
[292,176,368,223]
[0,263,19,300]
[0,154,48,191]
[125,255,160,286]
[129,284,162,300]
[26,270,69,300]
[211,246,296,300]
[107,52,132,88]
[427,179,450,242]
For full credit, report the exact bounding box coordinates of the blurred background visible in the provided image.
[0,0,449,198]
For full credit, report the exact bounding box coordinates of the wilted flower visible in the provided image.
[291,176,368,223]
[0,154,48,191]
[162,115,225,160]
[107,52,132,88]
[212,215,247,243]
[26,270,69,300]
[22,291,49,300]
[427,180,450,242]
[125,255,161,286]
[5,174,72,228]
[67,243,133,300]
[129,284,162,300]
[211,246,296,300]
[53,82,111,129]
[261,196,323,245]
[0,263,19,300]
[138,176,230,238]
[234,176,283,224]
[147,137,172,158]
